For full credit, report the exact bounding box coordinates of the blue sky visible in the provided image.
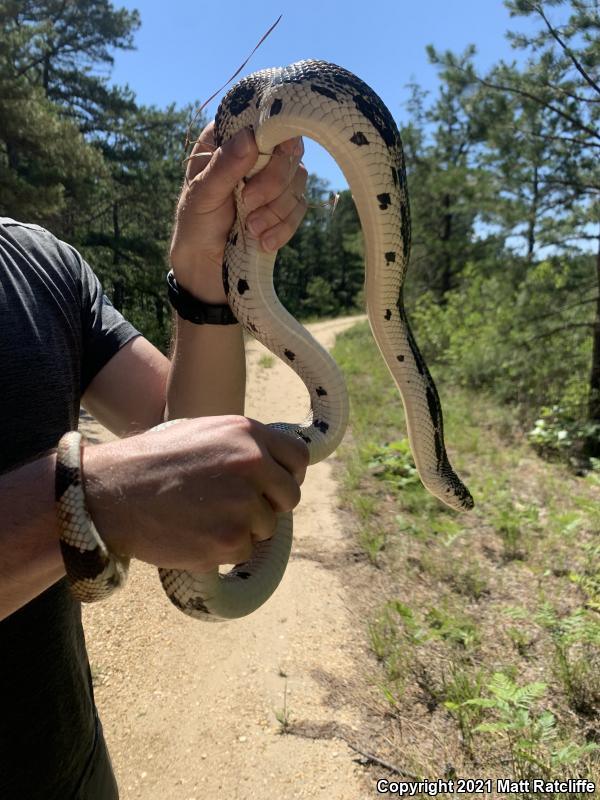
[109,0,536,190]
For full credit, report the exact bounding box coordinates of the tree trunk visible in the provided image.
[42,52,50,95]
[526,165,539,262]
[585,225,600,457]
[112,201,125,311]
[440,193,453,298]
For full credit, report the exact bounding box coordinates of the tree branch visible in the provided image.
[541,78,600,105]
[535,3,600,98]
[345,742,420,780]
[528,295,599,323]
[475,74,600,142]
[527,322,595,342]
[522,128,600,150]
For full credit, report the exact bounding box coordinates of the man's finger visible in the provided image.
[245,164,308,241]
[259,198,308,253]
[262,425,310,486]
[191,128,258,206]
[185,121,217,181]
[242,137,304,213]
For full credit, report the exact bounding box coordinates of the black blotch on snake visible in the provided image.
[222,261,230,294]
[377,193,391,210]
[270,98,283,117]
[55,462,79,500]
[400,204,410,258]
[352,91,397,148]
[228,84,256,117]
[164,590,185,610]
[60,542,110,581]
[311,83,338,102]
[187,596,212,614]
[350,132,369,146]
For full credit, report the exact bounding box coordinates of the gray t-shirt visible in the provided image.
[0,218,140,798]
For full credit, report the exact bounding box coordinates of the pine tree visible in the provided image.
[432,0,600,454]
[401,52,496,301]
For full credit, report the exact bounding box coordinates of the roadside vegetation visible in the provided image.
[333,321,599,797]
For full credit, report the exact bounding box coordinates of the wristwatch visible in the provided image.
[166,270,238,325]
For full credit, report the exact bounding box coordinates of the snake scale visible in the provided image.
[57,60,473,622]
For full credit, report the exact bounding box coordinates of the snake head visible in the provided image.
[455,482,475,511]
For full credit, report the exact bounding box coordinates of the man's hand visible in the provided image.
[169,122,308,303]
[83,416,309,573]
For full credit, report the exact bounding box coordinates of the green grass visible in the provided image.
[258,353,275,368]
[332,321,600,793]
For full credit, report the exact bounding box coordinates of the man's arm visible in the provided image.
[0,417,309,621]
[81,326,246,434]
[0,453,65,619]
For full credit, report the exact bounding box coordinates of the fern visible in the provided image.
[455,673,598,780]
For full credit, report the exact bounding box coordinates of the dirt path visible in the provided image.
[81,315,381,800]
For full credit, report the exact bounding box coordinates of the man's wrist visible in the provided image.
[167,270,238,325]
[169,257,228,304]
[82,441,133,557]
[172,277,228,305]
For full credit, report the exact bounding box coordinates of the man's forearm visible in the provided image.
[165,316,246,419]
[0,453,65,620]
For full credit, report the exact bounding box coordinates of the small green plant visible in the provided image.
[534,604,600,646]
[568,541,600,608]
[425,606,481,650]
[89,662,105,688]
[352,493,377,521]
[443,668,486,752]
[274,677,290,734]
[368,600,430,697]
[491,497,539,561]
[507,626,536,659]
[258,353,275,368]
[350,493,386,562]
[357,523,386,563]
[418,552,489,599]
[553,642,600,717]
[528,404,600,464]
[462,673,598,780]
[535,606,600,717]
[364,439,421,490]
[450,564,490,600]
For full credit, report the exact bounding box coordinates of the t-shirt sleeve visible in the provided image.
[63,244,141,392]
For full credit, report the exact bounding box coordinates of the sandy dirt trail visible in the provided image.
[81,314,380,800]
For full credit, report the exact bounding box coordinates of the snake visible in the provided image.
[56,60,473,622]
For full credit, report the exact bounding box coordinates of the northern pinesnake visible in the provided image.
[57,60,474,621]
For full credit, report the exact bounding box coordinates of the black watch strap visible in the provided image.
[167,270,238,325]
